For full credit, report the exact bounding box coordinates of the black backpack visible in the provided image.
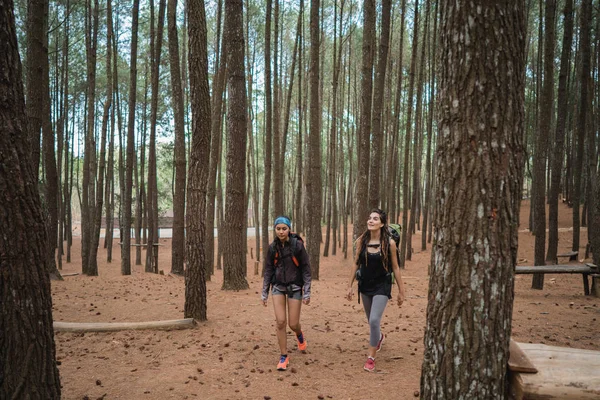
[388,223,402,267]
[270,233,304,287]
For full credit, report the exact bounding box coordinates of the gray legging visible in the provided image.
[360,294,389,347]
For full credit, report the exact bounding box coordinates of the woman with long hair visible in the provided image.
[346,208,405,372]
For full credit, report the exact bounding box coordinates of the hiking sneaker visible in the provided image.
[277,355,289,371]
[364,357,375,372]
[296,332,307,352]
[376,332,385,352]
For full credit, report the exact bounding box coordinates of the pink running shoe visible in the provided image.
[376,332,385,352]
[364,357,375,372]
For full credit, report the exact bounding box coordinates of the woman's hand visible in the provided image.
[261,298,268,307]
[346,287,354,301]
[302,298,311,305]
[397,291,405,307]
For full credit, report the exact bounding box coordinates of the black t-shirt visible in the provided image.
[358,250,391,297]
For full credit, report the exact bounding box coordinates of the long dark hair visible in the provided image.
[356,208,391,270]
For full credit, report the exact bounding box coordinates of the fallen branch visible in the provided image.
[53,318,196,333]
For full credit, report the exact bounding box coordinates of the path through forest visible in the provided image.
[52,200,599,399]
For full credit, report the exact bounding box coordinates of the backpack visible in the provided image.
[270,233,304,287]
[388,223,402,267]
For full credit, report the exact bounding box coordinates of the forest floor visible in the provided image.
[52,200,600,400]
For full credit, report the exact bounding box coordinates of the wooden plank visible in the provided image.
[54,318,196,332]
[557,251,578,258]
[508,339,538,373]
[515,265,593,274]
[511,343,600,400]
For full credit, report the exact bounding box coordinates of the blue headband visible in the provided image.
[274,216,291,229]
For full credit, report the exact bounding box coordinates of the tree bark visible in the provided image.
[399,0,420,268]
[206,0,226,278]
[306,0,322,279]
[547,0,573,264]
[185,0,211,321]
[221,0,249,291]
[261,0,273,267]
[368,0,391,210]
[531,0,556,289]
[0,2,61,394]
[571,0,592,258]
[122,0,140,275]
[168,0,187,276]
[420,1,526,398]
[353,0,375,244]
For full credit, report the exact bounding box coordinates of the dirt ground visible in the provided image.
[52,200,599,400]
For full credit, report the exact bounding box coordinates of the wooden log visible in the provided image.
[53,318,196,333]
[508,339,538,373]
[61,272,80,277]
[510,343,600,399]
[515,265,593,274]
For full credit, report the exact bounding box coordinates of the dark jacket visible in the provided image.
[261,238,311,301]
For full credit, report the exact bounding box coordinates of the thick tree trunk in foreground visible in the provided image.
[421,2,526,398]
[0,1,61,395]
[184,0,211,321]
[221,0,249,291]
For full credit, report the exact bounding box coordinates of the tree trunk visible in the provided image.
[89,0,114,277]
[407,0,430,262]
[221,0,249,291]
[368,0,391,210]
[353,0,374,244]
[169,0,187,276]
[184,0,211,321]
[420,2,525,398]
[261,0,274,267]
[531,0,556,289]
[145,0,166,274]
[122,0,140,275]
[389,0,407,224]
[206,0,226,278]
[41,0,60,279]
[306,0,322,279]
[294,0,304,235]
[547,0,574,264]
[399,0,420,268]
[0,2,62,394]
[272,0,284,217]
[421,0,438,252]
[81,0,99,276]
[571,0,592,258]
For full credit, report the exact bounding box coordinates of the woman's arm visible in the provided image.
[261,246,275,305]
[346,240,362,300]
[298,241,311,303]
[389,239,405,307]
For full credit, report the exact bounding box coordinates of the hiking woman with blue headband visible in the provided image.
[261,216,311,371]
[346,208,405,372]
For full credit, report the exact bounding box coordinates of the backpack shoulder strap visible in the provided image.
[289,236,300,267]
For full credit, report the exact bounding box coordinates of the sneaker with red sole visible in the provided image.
[376,332,385,352]
[296,332,307,352]
[364,357,375,372]
[277,355,289,371]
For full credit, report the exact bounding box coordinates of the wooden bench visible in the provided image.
[557,250,578,262]
[515,263,598,295]
[509,342,600,399]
